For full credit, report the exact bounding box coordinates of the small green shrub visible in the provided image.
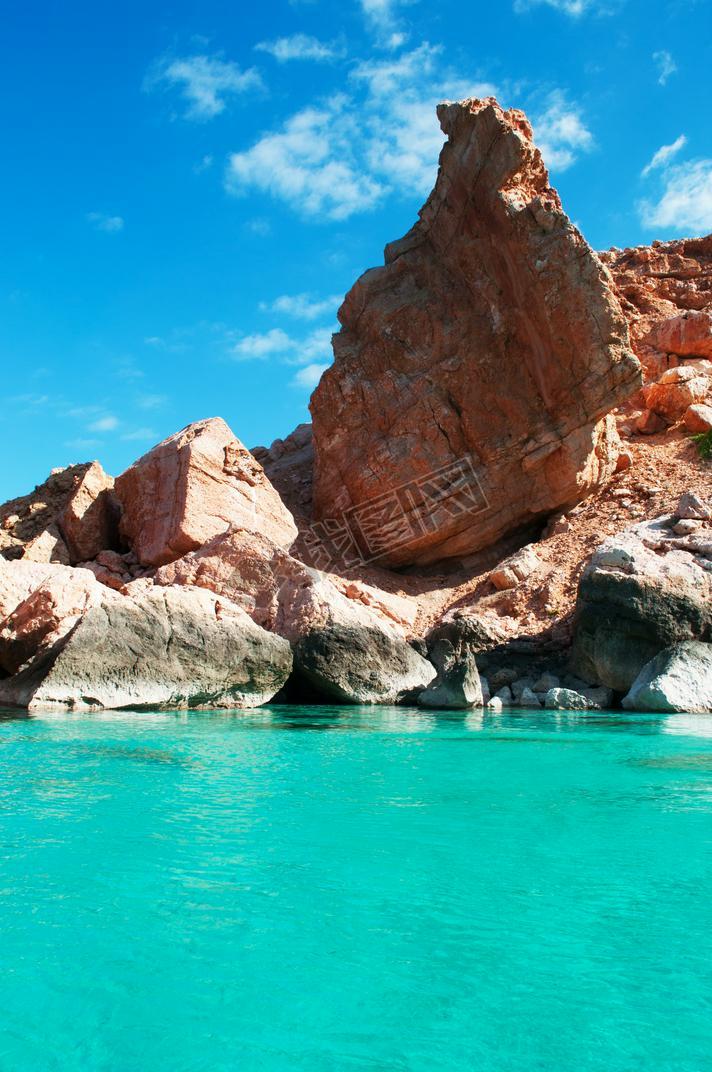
[692,429,712,459]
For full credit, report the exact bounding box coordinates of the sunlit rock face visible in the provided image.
[310,97,641,568]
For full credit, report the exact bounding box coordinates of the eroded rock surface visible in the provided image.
[310,97,640,568]
[603,236,712,380]
[115,419,297,568]
[622,641,712,713]
[0,462,119,565]
[571,515,712,692]
[292,625,435,705]
[0,586,292,712]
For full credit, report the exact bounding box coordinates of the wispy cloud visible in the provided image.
[653,49,677,86]
[259,293,341,320]
[360,0,411,44]
[193,154,214,173]
[231,325,333,365]
[232,327,295,359]
[641,134,687,177]
[136,393,167,410]
[640,159,712,234]
[514,0,601,14]
[88,415,119,432]
[226,98,386,220]
[532,91,593,171]
[226,42,496,219]
[255,34,344,62]
[87,212,124,233]
[145,53,263,121]
[291,362,329,389]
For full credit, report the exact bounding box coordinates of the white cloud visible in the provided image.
[226,98,386,220]
[226,43,497,218]
[532,92,593,171]
[292,362,330,389]
[87,212,124,233]
[232,328,295,359]
[88,415,119,432]
[640,159,712,234]
[245,217,272,236]
[194,154,214,173]
[653,50,677,86]
[362,0,411,34]
[260,293,341,320]
[299,327,333,363]
[146,54,262,120]
[231,325,333,365]
[641,134,687,177]
[255,34,344,62]
[514,0,596,14]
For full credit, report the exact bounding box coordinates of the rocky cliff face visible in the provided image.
[309,97,641,569]
[602,236,712,380]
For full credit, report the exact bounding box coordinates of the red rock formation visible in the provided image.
[114,418,298,568]
[602,235,712,380]
[309,97,641,568]
[0,462,118,565]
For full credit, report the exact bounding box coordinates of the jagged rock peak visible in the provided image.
[309,96,641,569]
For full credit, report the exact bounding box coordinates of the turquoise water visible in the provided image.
[1,706,712,1072]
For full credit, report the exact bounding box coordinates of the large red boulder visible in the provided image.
[114,418,298,567]
[310,97,640,568]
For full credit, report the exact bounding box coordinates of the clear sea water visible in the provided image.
[1,705,711,1072]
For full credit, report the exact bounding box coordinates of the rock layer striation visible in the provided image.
[310,97,641,568]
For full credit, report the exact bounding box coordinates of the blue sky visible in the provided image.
[2,0,710,502]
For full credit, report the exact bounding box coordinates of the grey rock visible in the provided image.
[544,688,591,711]
[622,641,712,713]
[494,685,513,705]
[518,686,542,708]
[571,517,712,691]
[676,493,711,522]
[512,676,536,701]
[0,586,292,712]
[293,624,436,705]
[419,649,483,710]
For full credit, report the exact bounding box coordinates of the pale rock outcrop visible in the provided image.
[684,403,712,434]
[153,528,417,642]
[310,97,640,568]
[0,563,117,676]
[115,419,297,568]
[0,462,118,565]
[642,362,711,424]
[153,528,426,703]
[571,515,712,692]
[0,586,292,712]
[622,641,712,713]
[489,545,542,591]
[649,310,712,360]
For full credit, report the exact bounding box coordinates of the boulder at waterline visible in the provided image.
[114,418,297,568]
[0,586,292,712]
[310,96,640,568]
[292,625,436,705]
[419,648,483,710]
[571,516,712,692]
[622,642,712,714]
